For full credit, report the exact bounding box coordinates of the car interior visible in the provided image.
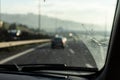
[0,0,120,80]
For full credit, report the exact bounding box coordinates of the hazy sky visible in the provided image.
[1,0,117,30]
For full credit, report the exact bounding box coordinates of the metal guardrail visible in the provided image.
[91,38,101,46]
[91,38,108,46]
[0,39,51,48]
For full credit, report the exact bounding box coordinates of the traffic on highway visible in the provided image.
[0,0,117,79]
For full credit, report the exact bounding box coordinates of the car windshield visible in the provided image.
[0,0,117,70]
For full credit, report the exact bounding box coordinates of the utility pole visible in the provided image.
[81,24,88,38]
[38,0,46,33]
[104,13,107,40]
[0,0,1,21]
[38,0,41,33]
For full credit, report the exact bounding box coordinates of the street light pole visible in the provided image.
[105,14,107,40]
[0,0,1,21]
[38,0,41,33]
[38,0,46,33]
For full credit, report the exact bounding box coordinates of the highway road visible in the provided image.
[0,39,97,68]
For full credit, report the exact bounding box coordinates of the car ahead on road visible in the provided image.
[51,37,67,49]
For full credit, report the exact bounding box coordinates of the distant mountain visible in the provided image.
[1,13,84,32]
[1,13,105,33]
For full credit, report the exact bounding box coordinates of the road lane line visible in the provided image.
[0,43,49,64]
[85,63,94,68]
[69,49,75,54]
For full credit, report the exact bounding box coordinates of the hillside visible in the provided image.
[1,13,85,32]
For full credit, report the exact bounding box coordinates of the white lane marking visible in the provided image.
[85,63,94,68]
[0,43,49,64]
[69,49,75,54]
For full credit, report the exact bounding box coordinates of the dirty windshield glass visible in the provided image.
[0,0,117,70]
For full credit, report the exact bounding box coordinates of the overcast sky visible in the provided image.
[1,0,117,31]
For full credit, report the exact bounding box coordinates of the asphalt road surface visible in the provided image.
[1,39,97,68]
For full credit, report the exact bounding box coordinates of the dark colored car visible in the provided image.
[51,37,66,49]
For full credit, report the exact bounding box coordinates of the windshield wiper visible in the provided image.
[0,64,66,72]
[0,64,19,71]
[0,64,98,79]
[20,64,98,79]
[0,64,98,72]
[20,64,98,72]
